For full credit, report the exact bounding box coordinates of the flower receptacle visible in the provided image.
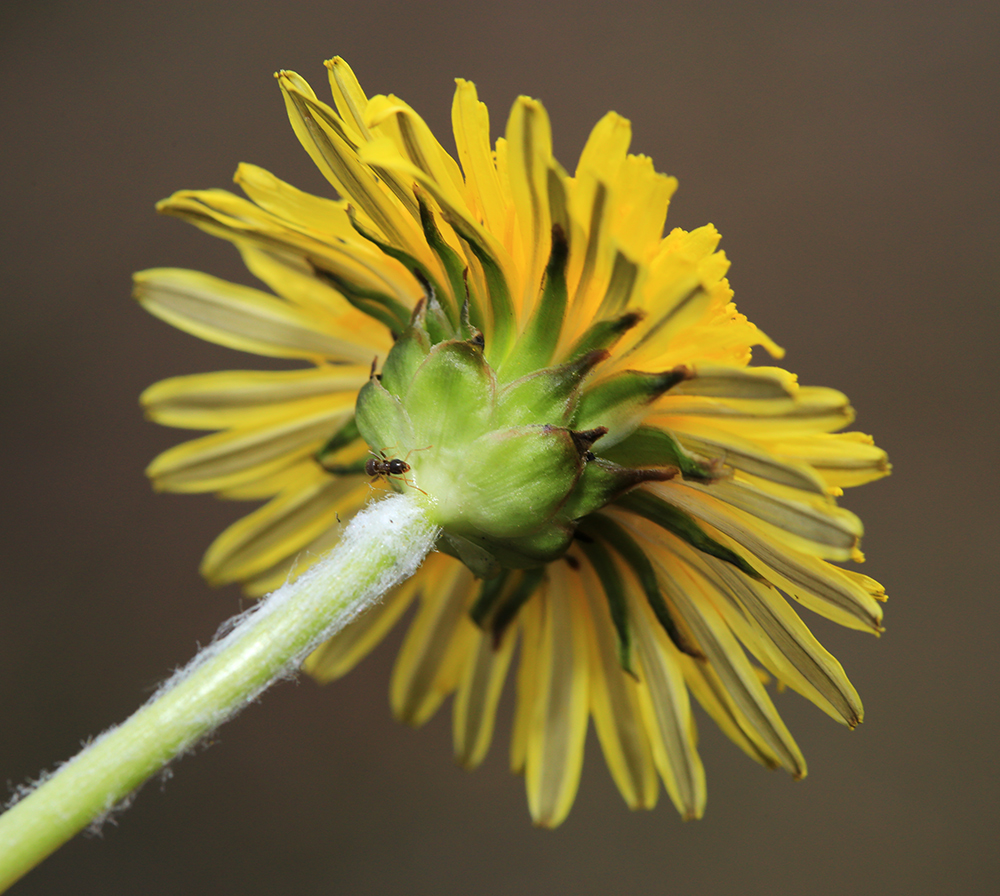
[356,301,700,573]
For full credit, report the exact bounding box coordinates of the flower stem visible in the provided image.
[0,493,439,892]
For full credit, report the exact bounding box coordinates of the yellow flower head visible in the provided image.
[136,58,890,827]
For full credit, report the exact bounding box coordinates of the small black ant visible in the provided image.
[365,447,430,494]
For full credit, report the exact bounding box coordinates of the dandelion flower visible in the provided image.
[136,58,890,827]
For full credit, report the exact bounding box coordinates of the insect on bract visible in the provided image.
[365,449,428,494]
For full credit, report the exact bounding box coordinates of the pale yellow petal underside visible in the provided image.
[580,562,659,810]
[452,622,517,770]
[142,367,369,430]
[146,394,353,493]
[134,268,369,362]
[524,568,590,828]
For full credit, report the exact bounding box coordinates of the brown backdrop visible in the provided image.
[2,1,997,894]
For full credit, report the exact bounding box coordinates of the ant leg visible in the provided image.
[393,474,428,496]
[402,445,434,463]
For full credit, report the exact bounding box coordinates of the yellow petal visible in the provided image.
[451,79,507,237]
[675,424,829,497]
[661,479,863,562]
[216,457,321,501]
[627,582,706,819]
[324,56,371,142]
[766,432,891,490]
[504,96,555,316]
[575,111,631,181]
[237,246,394,354]
[658,555,807,777]
[358,134,518,299]
[652,386,856,438]
[610,154,677,264]
[641,520,863,726]
[703,558,863,727]
[141,367,368,430]
[680,655,783,769]
[580,561,659,810]
[452,623,517,769]
[234,164,358,241]
[670,363,799,400]
[201,472,367,584]
[666,499,882,632]
[607,227,725,369]
[134,268,367,361]
[157,188,421,305]
[510,593,543,776]
[566,113,632,321]
[146,394,354,493]
[366,94,467,208]
[390,559,476,726]
[524,567,590,827]
[276,70,424,253]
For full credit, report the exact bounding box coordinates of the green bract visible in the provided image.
[354,292,716,577]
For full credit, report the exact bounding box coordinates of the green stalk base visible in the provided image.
[0,493,439,891]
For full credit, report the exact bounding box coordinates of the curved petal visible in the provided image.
[324,57,371,141]
[655,480,863,562]
[234,163,360,241]
[509,594,540,777]
[504,96,555,316]
[201,471,368,585]
[156,187,422,306]
[765,432,891,490]
[366,94,468,208]
[653,386,855,438]
[390,558,477,726]
[523,566,590,827]
[697,555,863,727]
[580,561,659,810]
[451,79,507,238]
[674,423,830,496]
[679,653,783,769]
[146,394,354,493]
[627,580,706,819]
[276,70,426,255]
[623,511,864,727]
[134,268,369,361]
[142,367,368,430]
[643,490,884,632]
[653,551,807,777]
[452,622,517,769]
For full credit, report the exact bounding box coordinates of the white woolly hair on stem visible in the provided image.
[0,492,440,892]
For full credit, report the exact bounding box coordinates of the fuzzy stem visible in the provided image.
[0,494,439,892]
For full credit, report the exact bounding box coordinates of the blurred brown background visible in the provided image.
[1,1,997,894]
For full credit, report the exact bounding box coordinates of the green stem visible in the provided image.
[0,493,439,892]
